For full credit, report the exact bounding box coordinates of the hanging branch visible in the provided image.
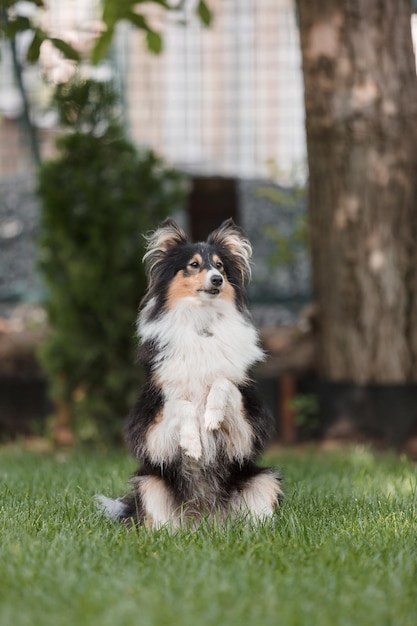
[0,6,41,166]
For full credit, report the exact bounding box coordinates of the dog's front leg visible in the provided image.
[166,399,202,460]
[204,378,239,431]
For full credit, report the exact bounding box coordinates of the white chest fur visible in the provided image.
[138,298,264,465]
[139,298,264,401]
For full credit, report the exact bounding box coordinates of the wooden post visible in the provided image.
[279,374,297,444]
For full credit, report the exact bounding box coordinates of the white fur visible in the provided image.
[203,268,224,291]
[146,407,180,465]
[208,223,253,281]
[96,495,128,519]
[176,400,202,460]
[203,377,253,461]
[204,377,236,430]
[139,297,263,390]
[140,296,264,465]
[216,380,254,461]
[230,472,283,520]
[146,398,203,463]
[133,475,179,529]
[142,221,187,288]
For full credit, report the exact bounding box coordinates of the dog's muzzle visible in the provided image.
[200,270,224,295]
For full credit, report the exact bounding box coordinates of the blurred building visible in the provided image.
[0,0,310,322]
[0,0,306,180]
[2,1,417,438]
[120,0,306,181]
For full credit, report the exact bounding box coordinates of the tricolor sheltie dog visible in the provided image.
[99,218,282,528]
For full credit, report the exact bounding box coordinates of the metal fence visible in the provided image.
[0,0,306,181]
[0,0,310,319]
[119,0,306,180]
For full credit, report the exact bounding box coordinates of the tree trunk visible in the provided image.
[296,0,417,384]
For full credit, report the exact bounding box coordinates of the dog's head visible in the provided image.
[142,218,252,311]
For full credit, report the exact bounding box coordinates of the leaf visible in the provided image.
[147,0,172,9]
[125,11,163,54]
[91,27,114,65]
[146,29,163,54]
[6,0,45,6]
[5,16,32,37]
[101,0,136,27]
[126,12,148,30]
[26,28,46,62]
[49,37,80,61]
[196,0,212,26]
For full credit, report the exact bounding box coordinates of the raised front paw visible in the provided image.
[204,407,224,431]
[204,378,233,431]
[177,402,202,460]
[180,429,202,460]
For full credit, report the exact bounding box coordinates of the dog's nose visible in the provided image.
[210,274,223,287]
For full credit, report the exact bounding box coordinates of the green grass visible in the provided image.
[0,445,416,626]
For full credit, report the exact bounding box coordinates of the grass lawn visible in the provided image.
[0,444,416,626]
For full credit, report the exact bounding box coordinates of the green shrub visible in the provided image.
[37,78,186,442]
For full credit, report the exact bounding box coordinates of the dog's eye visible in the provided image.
[189,261,200,269]
[215,261,224,270]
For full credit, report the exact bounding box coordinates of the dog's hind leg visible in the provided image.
[229,470,283,522]
[131,475,181,529]
[97,475,180,529]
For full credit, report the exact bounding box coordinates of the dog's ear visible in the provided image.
[143,218,188,278]
[207,218,252,282]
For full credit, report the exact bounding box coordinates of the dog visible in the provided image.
[98,218,282,528]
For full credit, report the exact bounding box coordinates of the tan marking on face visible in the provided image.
[167,269,210,307]
[191,253,203,266]
[219,278,235,303]
[210,255,235,302]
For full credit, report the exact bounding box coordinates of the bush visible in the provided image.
[37,78,186,442]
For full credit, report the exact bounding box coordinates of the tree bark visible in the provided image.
[296,0,417,384]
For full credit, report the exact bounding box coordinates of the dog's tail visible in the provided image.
[96,495,129,520]
[96,494,142,525]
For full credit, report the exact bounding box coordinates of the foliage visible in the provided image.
[53,78,120,132]
[290,393,320,437]
[256,182,308,269]
[0,0,212,164]
[92,0,212,63]
[0,1,80,62]
[37,78,186,442]
[0,0,212,64]
[0,446,416,626]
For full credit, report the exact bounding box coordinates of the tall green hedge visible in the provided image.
[37,79,186,442]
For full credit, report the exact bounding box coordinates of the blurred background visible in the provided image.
[1,0,417,452]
